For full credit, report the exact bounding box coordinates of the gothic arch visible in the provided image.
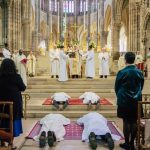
[104,5,111,31]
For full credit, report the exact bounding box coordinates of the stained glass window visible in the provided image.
[63,0,74,13]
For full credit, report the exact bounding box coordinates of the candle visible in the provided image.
[84,1,86,32]
[57,2,59,33]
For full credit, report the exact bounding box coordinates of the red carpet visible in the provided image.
[42,98,113,105]
[26,121,124,140]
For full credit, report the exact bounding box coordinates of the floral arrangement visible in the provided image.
[89,42,96,49]
[57,42,64,49]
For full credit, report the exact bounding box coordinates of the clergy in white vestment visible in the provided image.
[135,51,144,71]
[84,47,95,79]
[27,51,36,77]
[98,48,110,78]
[58,46,69,82]
[118,53,126,71]
[16,49,27,86]
[2,43,11,59]
[12,50,18,66]
[77,112,121,150]
[79,92,100,110]
[38,40,46,56]
[51,92,70,110]
[49,45,60,78]
[34,114,70,142]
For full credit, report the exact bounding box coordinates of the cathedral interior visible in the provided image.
[0,0,150,150]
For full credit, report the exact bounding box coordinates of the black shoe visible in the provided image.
[56,75,59,78]
[100,75,103,78]
[105,133,114,150]
[104,75,107,78]
[130,143,136,150]
[119,143,130,150]
[47,131,56,147]
[89,132,97,150]
[51,75,54,78]
[39,131,46,148]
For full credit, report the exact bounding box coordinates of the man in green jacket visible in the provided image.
[115,52,144,150]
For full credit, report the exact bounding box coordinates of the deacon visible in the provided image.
[79,92,100,110]
[77,112,117,150]
[49,45,60,78]
[58,45,69,82]
[135,51,144,71]
[16,49,27,86]
[2,43,11,59]
[51,92,70,111]
[33,114,70,148]
[98,47,110,78]
[118,52,125,71]
[27,51,36,77]
[84,44,95,79]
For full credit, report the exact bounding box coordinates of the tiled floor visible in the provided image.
[13,118,124,150]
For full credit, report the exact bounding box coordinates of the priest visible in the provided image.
[84,43,95,79]
[135,51,144,71]
[98,47,110,78]
[58,45,69,82]
[49,45,60,78]
[16,49,27,86]
[27,51,36,77]
[77,112,116,150]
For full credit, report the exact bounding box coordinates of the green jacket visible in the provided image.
[115,65,144,107]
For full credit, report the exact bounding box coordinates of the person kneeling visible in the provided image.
[79,92,100,110]
[51,92,70,111]
[77,112,118,150]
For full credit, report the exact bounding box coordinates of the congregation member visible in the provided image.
[33,114,70,148]
[16,49,27,86]
[0,59,26,149]
[77,112,115,150]
[12,50,18,66]
[115,52,144,150]
[98,47,110,78]
[49,45,60,78]
[2,43,11,59]
[135,51,144,71]
[118,52,126,71]
[27,51,36,77]
[84,44,95,79]
[51,92,70,111]
[58,45,69,82]
[79,92,100,110]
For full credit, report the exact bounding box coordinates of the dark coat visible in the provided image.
[115,65,144,107]
[0,74,26,119]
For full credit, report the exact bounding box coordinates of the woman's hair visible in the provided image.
[0,59,17,76]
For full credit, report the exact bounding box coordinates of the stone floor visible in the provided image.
[13,118,125,150]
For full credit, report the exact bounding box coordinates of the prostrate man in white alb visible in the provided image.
[98,47,110,78]
[34,114,70,148]
[84,44,95,79]
[16,49,27,86]
[77,112,120,150]
[79,92,100,110]
[2,43,11,59]
[51,92,71,111]
[49,45,60,78]
[58,45,69,82]
[27,51,36,77]
[118,52,125,71]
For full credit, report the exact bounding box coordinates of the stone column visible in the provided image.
[100,0,104,48]
[87,0,91,46]
[47,0,50,51]
[60,0,64,41]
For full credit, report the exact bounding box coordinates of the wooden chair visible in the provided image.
[0,102,13,150]
[137,94,150,150]
[22,94,30,120]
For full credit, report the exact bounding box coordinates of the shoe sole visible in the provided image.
[107,138,114,150]
[39,138,46,148]
[48,137,54,147]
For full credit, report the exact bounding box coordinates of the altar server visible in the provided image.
[2,43,11,59]
[98,48,110,78]
[58,46,69,82]
[49,46,60,78]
